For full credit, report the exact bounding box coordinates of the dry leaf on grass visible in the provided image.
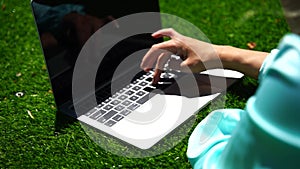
[247,42,257,49]
[27,110,35,119]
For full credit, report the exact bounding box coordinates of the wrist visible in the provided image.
[215,45,238,70]
[215,45,269,78]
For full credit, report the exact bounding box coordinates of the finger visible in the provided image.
[141,46,168,71]
[155,52,172,70]
[152,52,172,84]
[152,28,178,39]
[168,57,182,70]
[140,41,177,71]
[152,69,162,84]
[179,59,196,73]
[140,47,161,72]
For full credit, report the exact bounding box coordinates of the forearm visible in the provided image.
[216,45,269,79]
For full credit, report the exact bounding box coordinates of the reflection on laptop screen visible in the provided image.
[31,0,162,115]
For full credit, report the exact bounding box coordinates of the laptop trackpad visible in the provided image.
[111,93,208,139]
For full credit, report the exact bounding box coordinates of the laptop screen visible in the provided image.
[31,0,162,112]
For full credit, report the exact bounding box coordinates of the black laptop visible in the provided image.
[31,0,243,150]
[31,0,163,117]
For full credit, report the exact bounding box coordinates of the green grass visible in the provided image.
[0,0,289,168]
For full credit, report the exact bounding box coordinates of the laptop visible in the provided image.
[31,0,243,150]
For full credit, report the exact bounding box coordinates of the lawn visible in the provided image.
[0,0,289,168]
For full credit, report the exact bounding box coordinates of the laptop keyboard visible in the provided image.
[83,71,176,127]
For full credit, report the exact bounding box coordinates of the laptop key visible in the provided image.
[90,109,106,120]
[128,103,139,111]
[97,117,107,123]
[85,108,98,117]
[103,104,113,111]
[98,110,118,123]
[118,95,127,100]
[152,83,170,90]
[125,84,132,89]
[139,76,146,80]
[136,91,145,96]
[115,105,125,111]
[104,98,111,103]
[104,120,117,127]
[120,109,131,116]
[132,86,141,91]
[139,81,148,86]
[129,96,138,101]
[96,103,104,108]
[112,94,119,98]
[137,94,151,104]
[143,87,155,92]
[132,80,139,84]
[146,72,152,76]
[122,100,132,106]
[110,100,121,106]
[159,78,175,83]
[146,77,152,82]
[112,115,124,121]
[118,89,125,94]
[103,110,118,119]
[125,90,134,95]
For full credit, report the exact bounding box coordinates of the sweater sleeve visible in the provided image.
[258,49,279,82]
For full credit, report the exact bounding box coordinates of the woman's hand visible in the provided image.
[140,28,269,83]
[140,28,222,84]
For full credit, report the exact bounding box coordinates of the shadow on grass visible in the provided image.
[54,111,78,134]
[228,76,259,101]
